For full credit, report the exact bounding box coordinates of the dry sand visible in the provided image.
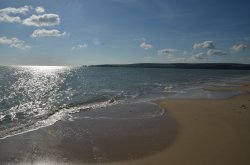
[118,82,250,165]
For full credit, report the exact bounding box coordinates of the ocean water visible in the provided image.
[1,65,250,139]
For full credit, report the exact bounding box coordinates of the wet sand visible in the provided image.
[0,103,177,164]
[119,82,250,165]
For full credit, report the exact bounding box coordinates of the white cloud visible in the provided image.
[0,5,32,23]
[192,52,206,59]
[158,48,177,56]
[0,6,61,27]
[35,6,45,14]
[0,5,32,15]
[231,44,247,52]
[193,41,215,49]
[0,14,21,23]
[31,29,69,38]
[23,14,60,27]
[207,49,226,56]
[0,36,31,49]
[140,42,153,50]
[72,44,88,50]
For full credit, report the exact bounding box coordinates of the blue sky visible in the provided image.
[0,0,250,66]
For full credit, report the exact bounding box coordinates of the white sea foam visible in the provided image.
[0,99,119,139]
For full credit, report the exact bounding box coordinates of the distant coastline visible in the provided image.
[91,63,250,70]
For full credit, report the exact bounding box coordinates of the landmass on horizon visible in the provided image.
[91,63,250,70]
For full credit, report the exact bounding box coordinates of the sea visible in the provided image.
[1,65,250,139]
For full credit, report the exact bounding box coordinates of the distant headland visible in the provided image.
[91,63,250,70]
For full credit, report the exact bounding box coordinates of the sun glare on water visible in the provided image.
[20,65,69,75]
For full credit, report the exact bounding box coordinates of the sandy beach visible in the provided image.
[118,82,250,165]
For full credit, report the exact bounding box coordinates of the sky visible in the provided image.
[0,0,250,66]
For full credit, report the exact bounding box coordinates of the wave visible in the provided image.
[0,97,119,139]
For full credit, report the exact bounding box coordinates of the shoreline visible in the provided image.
[1,82,250,164]
[118,82,250,165]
